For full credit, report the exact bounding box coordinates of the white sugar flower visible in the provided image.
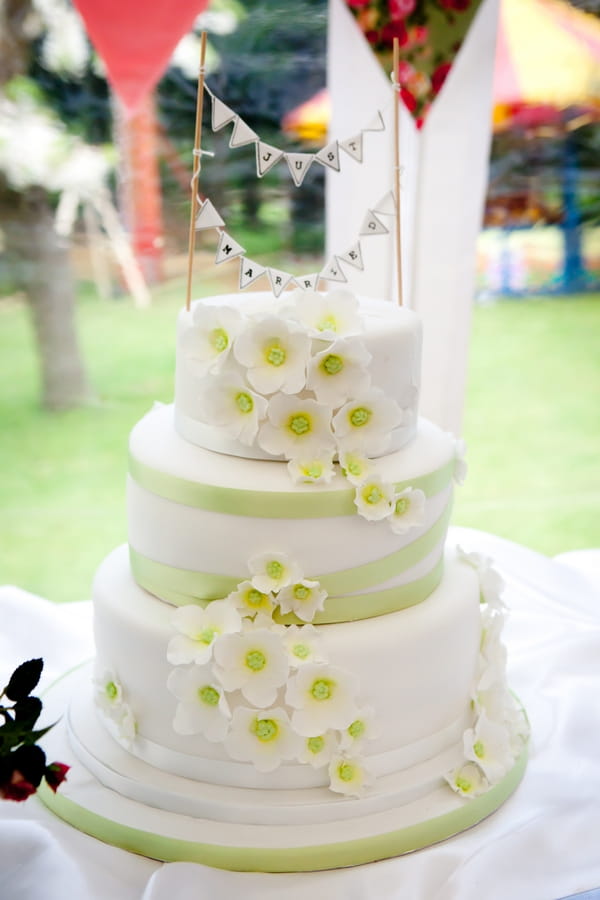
[242,612,285,635]
[200,376,268,446]
[445,762,489,798]
[281,624,326,667]
[167,665,231,742]
[93,669,136,748]
[287,449,336,485]
[248,552,303,593]
[258,394,335,457]
[339,707,379,752]
[286,663,359,735]
[333,388,404,456]
[473,678,510,722]
[387,487,426,535]
[233,316,311,395]
[457,546,505,610]
[463,712,514,783]
[224,706,302,773]
[287,289,363,339]
[225,580,276,618]
[181,303,243,376]
[339,448,373,486]
[298,731,338,768]
[277,580,328,623]
[306,338,371,407]
[353,478,395,522]
[213,630,289,708]
[328,753,374,797]
[167,601,242,666]
[454,437,468,485]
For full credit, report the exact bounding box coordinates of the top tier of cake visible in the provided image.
[174,290,422,461]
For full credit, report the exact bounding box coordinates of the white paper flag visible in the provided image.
[363,110,385,132]
[320,258,347,283]
[285,153,314,187]
[215,231,245,265]
[195,199,225,231]
[239,258,267,290]
[315,141,340,172]
[294,273,319,291]
[229,117,258,149]
[211,96,236,132]
[359,211,389,236]
[267,267,294,298]
[338,242,364,271]
[256,142,284,177]
[340,134,363,163]
[373,190,397,216]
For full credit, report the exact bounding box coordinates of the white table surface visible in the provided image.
[1,526,599,900]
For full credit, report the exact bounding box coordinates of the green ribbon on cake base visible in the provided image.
[128,453,455,519]
[129,503,451,623]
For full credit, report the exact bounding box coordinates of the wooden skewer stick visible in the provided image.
[393,37,403,307]
[185,31,208,312]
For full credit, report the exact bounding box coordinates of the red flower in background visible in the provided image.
[388,0,416,20]
[431,61,452,95]
[400,87,417,113]
[439,0,471,9]
[381,20,409,46]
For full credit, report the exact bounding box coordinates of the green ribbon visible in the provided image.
[128,453,455,519]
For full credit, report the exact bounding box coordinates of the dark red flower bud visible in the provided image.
[1,772,38,802]
[44,762,70,793]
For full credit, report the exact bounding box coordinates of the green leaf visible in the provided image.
[13,697,42,730]
[4,659,43,702]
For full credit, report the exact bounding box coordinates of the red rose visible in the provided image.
[431,62,452,95]
[400,87,417,113]
[45,762,70,793]
[388,0,416,20]
[381,20,408,46]
[366,29,380,44]
[1,772,38,802]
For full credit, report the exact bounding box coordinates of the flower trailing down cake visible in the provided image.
[39,285,529,872]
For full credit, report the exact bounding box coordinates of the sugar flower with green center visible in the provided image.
[286,663,359,736]
[286,288,363,340]
[258,394,334,458]
[457,546,505,611]
[281,624,325,668]
[453,436,468,486]
[339,448,373,486]
[200,375,268,446]
[248,551,303,594]
[306,338,371,407]
[181,302,243,376]
[167,664,231,743]
[353,477,395,522]
[387,487,426,535]
[277,580,328,623]
[445,761,489,799]
[233,316,311,395]
[93,668,136,747]
[339,706,378,752]
[287,449,336,485]
[298,730,337,768]
[226,580,276,619]
[333,388,404,456]
[213,629,289,708]
[463,711,514,783]
[328,753,374,797]
[167,600,242,666]
[224,706,302,773]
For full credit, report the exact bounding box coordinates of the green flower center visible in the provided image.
[245,650,267,671]
[345,458,363,477]
[311,678,333,701]
[456,774,472,792]
[395,497,409,516]
[198,627,215,645]
[303,463,323,479]
[473,740,485,759]
[348,719,365,739]
[198,685,220,707]
[247,588,266,607]
[338,762,355,782]
[235,391,254,414]
[105,681,118,701]
[321,354,344,375]
[363,485,383,505]
[307,736,324,754]
[349,406,371,428]
[293,642,310,659]
[293,584,310,600]
[265,343,286,367]
[266,560,283,579]
[253,718,279,742]
[210,327,228,353]
[317,314,337,332]
[289,414,311,436]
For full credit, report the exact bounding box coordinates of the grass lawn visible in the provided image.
[1,284,599,604]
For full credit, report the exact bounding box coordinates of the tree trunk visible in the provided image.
[1,183,93,409]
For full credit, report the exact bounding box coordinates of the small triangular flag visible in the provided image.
[285,153,314,187]
[256,142,284,177]
[373,191,397,216]
[215,231,245,265]
[239,257,267,290]
[340,134,363,163]
[359,210,389,236]
[338,242,364,271]
[195,199,225,231]
[267,267,294,298]
[229,117,258,149]
[211,96,236,132]
[363,110,385,132]
[294,273,319,291]
[315,141,340,172]
[320,258,347,283]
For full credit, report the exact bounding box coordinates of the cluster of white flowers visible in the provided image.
[93,669,137,748]
[166,551,377,795]
[445,550,530,799]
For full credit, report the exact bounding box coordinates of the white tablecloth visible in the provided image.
[1,527,599,900]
